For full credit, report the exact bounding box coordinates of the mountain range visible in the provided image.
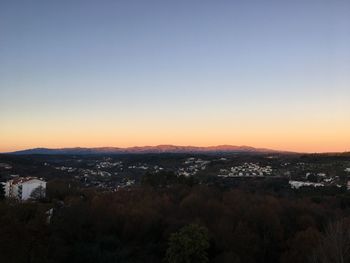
[7,145,290,155]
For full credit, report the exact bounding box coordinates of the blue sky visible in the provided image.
[1,0,349,152]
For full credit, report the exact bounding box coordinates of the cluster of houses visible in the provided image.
[289,180,325,189]
[51,160,168,189]
[218,163,273,178]
[127,164,164,172]
[55,166,77,173]
[2,177,46,201]
[289,168,350,190]
[53,160,124,174]
[0,163,12,170]
[96,160,123,169]
[80,168,112,177]
[177,158,210,177]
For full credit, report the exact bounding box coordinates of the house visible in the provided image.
[289,180,324,189]
[0,163,12,170]
[4,177,46,201]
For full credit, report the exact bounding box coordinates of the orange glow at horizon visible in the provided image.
[1,121,349,153]
[1,95,349,153]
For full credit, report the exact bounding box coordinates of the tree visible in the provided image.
[281,227,321,263]
[311,219,350,263]
[142,171,177,187]
[46,179,78,200]
[142,171,194,187]
[165,224,210,263]
[30,185,46,200]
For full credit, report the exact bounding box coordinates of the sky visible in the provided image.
[1,0,350,153]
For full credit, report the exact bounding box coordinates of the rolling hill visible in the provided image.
[7,145,289,155]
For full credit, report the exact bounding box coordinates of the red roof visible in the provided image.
[10,177,44,185]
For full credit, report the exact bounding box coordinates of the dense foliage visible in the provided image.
[165,224,209,263]
[1,182,350,263]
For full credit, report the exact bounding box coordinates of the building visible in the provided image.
[5,177,46,201]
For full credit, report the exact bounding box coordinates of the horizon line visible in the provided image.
[1,144,349,154]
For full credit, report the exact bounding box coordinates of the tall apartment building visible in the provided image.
[5,177,46,200]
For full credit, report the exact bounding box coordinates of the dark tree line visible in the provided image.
[0,180,350,263]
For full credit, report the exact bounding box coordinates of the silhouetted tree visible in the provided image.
[30,185,46,200]
[46,179,78,200]
[0,182,349,263]
[311,219,350,263]
[281,227,321,263]
[165,224,209,263]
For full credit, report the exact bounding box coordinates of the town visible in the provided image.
[1,152,350,201]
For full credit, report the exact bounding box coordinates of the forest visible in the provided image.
[1,176,350,263]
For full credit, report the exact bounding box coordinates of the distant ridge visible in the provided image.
[7,145,291,155]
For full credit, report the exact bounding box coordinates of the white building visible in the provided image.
[5,177,46,201]
[289,180,324,189]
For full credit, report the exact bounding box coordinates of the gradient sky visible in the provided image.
[1,0,350,153]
